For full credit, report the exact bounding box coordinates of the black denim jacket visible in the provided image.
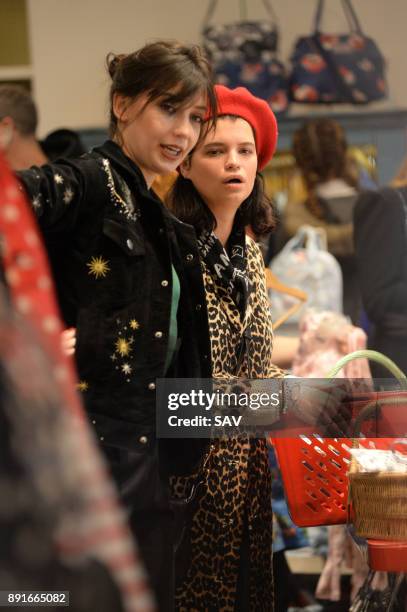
[18,140,211,473]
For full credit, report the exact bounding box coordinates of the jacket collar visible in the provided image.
[93,140,202,248]
[93,140,155,201]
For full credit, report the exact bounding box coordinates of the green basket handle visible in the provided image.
[326,349,407,386]
[327,350,407,436]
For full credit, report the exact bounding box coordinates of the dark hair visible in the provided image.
[292,118,359,185]
[292,118,359,218]
[40,129,85,161]
[168,172,276,237]
[106,40,216,137]
[0,85,38,136]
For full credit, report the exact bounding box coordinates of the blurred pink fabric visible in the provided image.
[291,308,371,602]
[292,309,371,379]
[0,153,154,612]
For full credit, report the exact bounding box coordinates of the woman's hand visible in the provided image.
[285,378,353,437]
[61,327,76,356]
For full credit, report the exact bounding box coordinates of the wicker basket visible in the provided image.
[341,352,407,541]
[349,458,407,540]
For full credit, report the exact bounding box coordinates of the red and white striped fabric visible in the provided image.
[0,153,154,612]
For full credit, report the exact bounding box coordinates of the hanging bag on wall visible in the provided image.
[202,0,289,115]
[289,0,387,104]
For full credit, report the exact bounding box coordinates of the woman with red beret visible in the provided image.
[168,84,283,612]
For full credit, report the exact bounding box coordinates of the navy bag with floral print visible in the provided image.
[202,0,289,116]
[290,0,387,104]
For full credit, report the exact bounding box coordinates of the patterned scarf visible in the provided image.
[197,221,250,318]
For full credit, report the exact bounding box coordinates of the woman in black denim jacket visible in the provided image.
[17,40,216,611]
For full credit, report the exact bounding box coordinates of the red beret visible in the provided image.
[207,84,278,171]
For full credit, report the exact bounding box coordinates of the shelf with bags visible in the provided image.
[276,107,407,133]
[200,0,405,184]
[76,106,407,190]
[267,107,407,186]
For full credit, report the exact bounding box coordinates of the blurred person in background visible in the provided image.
[0,84,85,171]
[0,85,48,170]
[283,118,362,324]
[354,158,407,376]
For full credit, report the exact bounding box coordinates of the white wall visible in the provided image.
[27,0,407,135]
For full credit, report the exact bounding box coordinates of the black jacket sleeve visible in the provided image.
[354,187,407,321]
[17,158,97,234]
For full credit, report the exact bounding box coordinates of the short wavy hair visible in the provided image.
[0,85,38,136]
[292,118,358,190]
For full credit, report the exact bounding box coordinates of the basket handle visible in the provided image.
[327,349,407,437]
[352,395,407,438]
[326,349,407,386]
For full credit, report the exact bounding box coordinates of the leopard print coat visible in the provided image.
[174,237,284,612]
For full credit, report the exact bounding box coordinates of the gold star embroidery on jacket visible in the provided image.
[121,363,132,375]
[87,256,110,279]
[77,381,89,392]
[115,337,131,357]
[63,187,74,204]
[129,319,140,330]
[32,195,42,209]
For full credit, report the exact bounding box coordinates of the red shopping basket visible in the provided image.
[270,350,407,528]
[271,432,395,527]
